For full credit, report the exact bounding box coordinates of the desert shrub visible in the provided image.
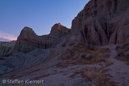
[81,67,100,81]
[73,52,79,59]
[73,43,84,48]
[56,61,70,68]
[68,41,75,46]
[58,43,110,68]
[104,59,114,67]
[61,49,74,60]
[116,43,129,62]
[80,67,115,86]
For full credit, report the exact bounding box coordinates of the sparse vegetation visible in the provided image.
[69,67,115,86]
[57,43,110,68]
[116,43,129,62]
[68,41,75,46]
[103,59,114,68]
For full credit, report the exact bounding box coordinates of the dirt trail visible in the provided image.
[105,45,129,86]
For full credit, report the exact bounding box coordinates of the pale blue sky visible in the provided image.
[0,0,89,41]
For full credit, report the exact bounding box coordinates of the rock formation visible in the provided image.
[4,0,129,55]
[1,1,129,86]
[0,41,15,57]
[71,0,129,46]
[12,23,70,53]
[11,0,129,53]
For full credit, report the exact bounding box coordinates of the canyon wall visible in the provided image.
[71,0,129,46]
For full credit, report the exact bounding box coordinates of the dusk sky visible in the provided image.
[0,0,89,41]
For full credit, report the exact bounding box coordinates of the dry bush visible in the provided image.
[68,41,75,46]
[61,52,72,60]
[80,67,115,86]
[81,67,100,81]
[105,59,113,66]
[71,55,110,66]
[116,43,129,51]
[69,73,76,78]
[73,52,80,60]
[73,43,84,48]
[56,62,68,68]
[97,73,114,86]
[116,43,129,62]
[58,44,110,67]
[94,48,110,58]
[83,72,94,81]
[98,59,113,69]
[61,49,74,60]
[116,52,129,61]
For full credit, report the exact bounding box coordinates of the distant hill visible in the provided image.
[0,38,11,42]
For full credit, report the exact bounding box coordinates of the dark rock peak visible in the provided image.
[20,26,37,35]
[23,26,32,30]
[52,23,70,30]
[18,26,37,41]
[50,23,70,37]
[51,23,70,32]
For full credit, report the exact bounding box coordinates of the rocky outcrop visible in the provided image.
[12,23,70,53]
[0,48,50,75]
[9,0,129,53]
[109,8,129,44]
[18,27,38,43]
[0,41,16,57]
[71,0,129,45]
[50,23,70,37]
